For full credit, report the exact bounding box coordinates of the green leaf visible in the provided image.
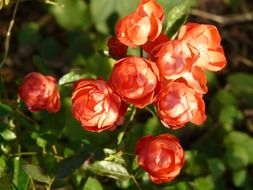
[233,169,247,188]
[224,131,253,164]
[194,175,214,190]
[55,153,89,179]
[58,70,96,86]
[51,0,91,30]
[0,172,13,190]
[88,160,130,180]
[13,158,30,190]
[23,164,51,184]
[162,181,194,190]
[207,158,225,180]
[0,129,16,141]
[83,177,103,190]
[90,0,138,34]
[0,103,12,117]
[228,73,253,106]
[209,90,238,120]
[164,0,191,38]
[184,150,208,177]
[0,156,6,177]
[219,105,243,129]
[225,144,249,170]
[36,137,47,149]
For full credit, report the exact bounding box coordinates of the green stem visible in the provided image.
[140,47,143,57]
[117,106,136,145]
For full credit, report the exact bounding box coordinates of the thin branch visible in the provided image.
[190,9,253,25]
[0,0,21,69]
[131,175,142,190]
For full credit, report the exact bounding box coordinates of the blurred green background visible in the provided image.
[0,0,253,189]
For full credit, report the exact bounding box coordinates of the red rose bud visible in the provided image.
[136,134,185,184]
[107,36,128,59]
[156,82,206,129]
[72,79,127,132]
[110,57,159,108]
[18,72,60,113]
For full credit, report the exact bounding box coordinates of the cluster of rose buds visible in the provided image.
[18,0,226,184]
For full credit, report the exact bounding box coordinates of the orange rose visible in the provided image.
[136,134,185,184]
[72,79,127,132]
[154,40,193,80]
[116,0,164,47]
[107,36,128,59]
[153,40,208,94]
[178,23,227,71]
[109,57,159,108]
[18,72,60,113]
[156,82,206,129]
[142,34,169,54]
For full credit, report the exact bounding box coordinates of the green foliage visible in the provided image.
[0,0,252,190]
[84,177,103,190]
[23,164,51,184]
[59,70,96,86]
[88,160,131,180]
[51,0,92,30]
[164,0,191,38]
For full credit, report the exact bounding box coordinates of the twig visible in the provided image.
[190,9,253,26]
[235,56,253,68]
[131,175,142,190]
[0,0,21,70]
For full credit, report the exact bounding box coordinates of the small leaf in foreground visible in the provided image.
[164,0,191,38]
[59,70,96,86]
[88,160,130,180]
[83,177,103,190]
[23,164,51,184]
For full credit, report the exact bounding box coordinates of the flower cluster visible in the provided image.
[18,0,226,185]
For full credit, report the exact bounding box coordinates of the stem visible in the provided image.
[139,47,143,57]
[117,106,136,145]
[131,175,142,190]
[0,0,21,70]
[144,106,157,118]
[10,152,37,157]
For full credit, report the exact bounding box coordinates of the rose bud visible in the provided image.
[109,57,159,108]
[107,36,128,59]
[116,0,164,47]
[156,82,206,129]
[178,23,227,72]
[71,79,127,132]
[18,72,60,113]
[136,134,185,184]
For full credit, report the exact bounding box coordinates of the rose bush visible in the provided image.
[71,79,127,132]
[18,72,60,113]
[136,134,185,184]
